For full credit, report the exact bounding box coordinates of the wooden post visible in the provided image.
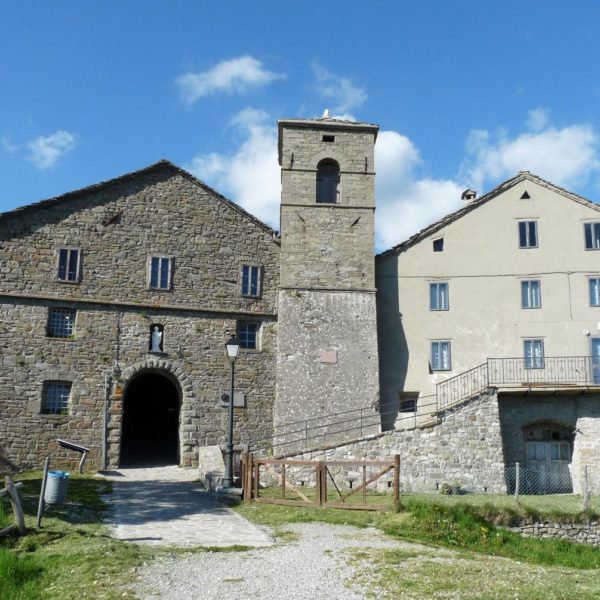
[245,453,253,501]
[5,477,25,534]
[37,456,50,528]
[281,463,286,500]
[315,462,323,507]
[362,465,367,503]
[393,455,400,512]
[253,460,259,499]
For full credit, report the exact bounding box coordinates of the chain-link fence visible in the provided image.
[400,464,600,516]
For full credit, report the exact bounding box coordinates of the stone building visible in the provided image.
[0,161,280,471]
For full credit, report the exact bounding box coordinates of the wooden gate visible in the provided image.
[242,454,400,512]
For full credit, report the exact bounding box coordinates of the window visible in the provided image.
[41,381,71,415]
[518,221,538,248]
[430,282,449,311]
[431,341,451,371]
[47,308,76,338]
[316,159,340,203]
[149,256,172,290]
[584,222,600,250]
[399,392,418,413]
[57,248,81,282]
[322,135,335,143]
[238,322,259,350]
[590,278,600,307]
[241,265,261,297]
[433,238,444,252]
[521,280,541,309]
[524,339,544,369]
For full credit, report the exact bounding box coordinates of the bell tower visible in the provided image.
[274,116,380,444]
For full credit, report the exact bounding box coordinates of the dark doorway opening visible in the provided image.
[120,372,180,467]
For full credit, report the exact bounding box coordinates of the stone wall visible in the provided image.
[0,163,279,473]
[507,520,600,546]
[275,392,506,493]
[499,393,600,493]
[274,290,380,446]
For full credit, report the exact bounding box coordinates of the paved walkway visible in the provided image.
[100,466,273,548]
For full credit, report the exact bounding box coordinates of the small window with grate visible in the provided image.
[47,308,76,338]
[41,381,71,415]
[399,392,418,413]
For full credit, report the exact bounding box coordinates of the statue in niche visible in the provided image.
[150,325,164,353]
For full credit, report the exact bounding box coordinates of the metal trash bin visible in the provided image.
[44,471,70,504]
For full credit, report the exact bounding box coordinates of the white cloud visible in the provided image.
[26,131,76,170]
[375,131,464,250]
[176,56,283,104]
[312,63,366,116]
[186,108,280,228]
[461,116,600,191]
[526,107,549,131]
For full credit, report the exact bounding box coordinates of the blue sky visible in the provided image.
[2,1,600,250]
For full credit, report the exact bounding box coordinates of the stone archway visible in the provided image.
[107,358,195,469]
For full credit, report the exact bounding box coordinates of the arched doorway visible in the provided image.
[120,371,181,467]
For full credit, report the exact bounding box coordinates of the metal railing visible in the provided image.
[437,356,599,412]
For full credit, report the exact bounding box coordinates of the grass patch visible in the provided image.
[237,497,600,570]
[0,473,150,599]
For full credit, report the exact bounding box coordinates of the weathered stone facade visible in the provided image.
[278,392,506,493]
[0,162,279,471]
[274,119,380,441]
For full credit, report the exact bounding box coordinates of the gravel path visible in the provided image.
[132,522,417,599]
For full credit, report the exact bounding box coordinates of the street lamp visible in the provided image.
[223,334,240,488]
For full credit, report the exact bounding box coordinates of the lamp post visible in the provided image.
[223,334,240,488]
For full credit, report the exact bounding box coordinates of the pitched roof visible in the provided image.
[377,171,600,259]
[0,159,280,238]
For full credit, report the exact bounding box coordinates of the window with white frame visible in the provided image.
[41,381,71,414]
[238,322,259,350]
[521,280,541,309]
[524,339,544,369]
[585,222,600,250]
[431,341,451,371]
[518,221,538,248]
[149,256,173,290]
[429,282,449,311]
[241,265,261,297]
[57,248,81,282]
[47,308,76,338]
[590,278,600,307]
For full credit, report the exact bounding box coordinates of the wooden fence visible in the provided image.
[0,477,26,538]
[242,454,400,512]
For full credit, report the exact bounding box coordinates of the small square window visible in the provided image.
[41,381,71,414]
[524,339,544,369]
[584,222,600,250]
[149,256,173,290]
[590,278,600,307]
[430,282,449,311]
[431,341,451,371]
[57,248,81,282]
[238,322,259,350]
[518,221,538,248]
[433,238,444,252]
[241,265,262,297]
[399,392,418,413]
[47,308,76,338]
[521,280,541,309]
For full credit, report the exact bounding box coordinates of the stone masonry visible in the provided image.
[274,119,381,444]
[0,162,279,471]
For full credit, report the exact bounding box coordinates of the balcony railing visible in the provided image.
[437,356,600,411]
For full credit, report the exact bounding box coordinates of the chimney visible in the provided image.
[461,189,477,204]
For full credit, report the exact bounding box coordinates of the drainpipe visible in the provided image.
[102,371,111,470]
